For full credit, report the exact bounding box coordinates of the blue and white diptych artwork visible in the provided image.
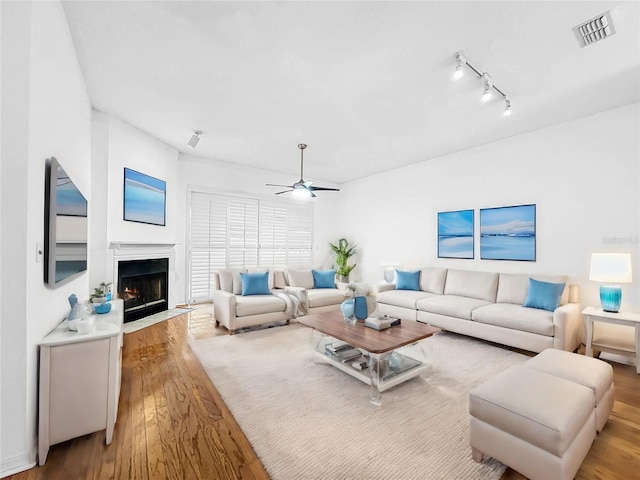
[123,168,166,226]
[480,204,536,261]
[438,210,474,259]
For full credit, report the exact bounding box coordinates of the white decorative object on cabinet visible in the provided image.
[38,299,123,465]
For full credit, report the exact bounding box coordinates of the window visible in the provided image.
[187,191,313,303]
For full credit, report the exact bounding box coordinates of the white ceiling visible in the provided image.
[62,1,640,185]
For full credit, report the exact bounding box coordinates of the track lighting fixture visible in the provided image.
[187,130,202,149]
[453,51,512,116]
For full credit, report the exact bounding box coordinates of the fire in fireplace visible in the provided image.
[117,258,168,323]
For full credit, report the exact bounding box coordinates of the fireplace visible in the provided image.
[117,258,169,323]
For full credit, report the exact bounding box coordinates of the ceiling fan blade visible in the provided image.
[308,186,340,192]
[266,183,294,188]
[310,191,316,198]
[303,181,314,188]
[274,190,293,195]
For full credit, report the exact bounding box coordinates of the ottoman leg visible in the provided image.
[471,447,484,463]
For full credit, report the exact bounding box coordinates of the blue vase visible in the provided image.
[353,296,369,319]
[341,299,355,324]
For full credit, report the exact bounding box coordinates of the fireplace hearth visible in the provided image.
[117,258,168,323]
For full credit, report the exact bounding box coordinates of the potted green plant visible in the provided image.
[90,282,112,304]
[329,238,357,282]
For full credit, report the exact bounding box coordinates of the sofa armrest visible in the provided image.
[213,290,237,330]
[552,302,583,352]
[377,283,395,293]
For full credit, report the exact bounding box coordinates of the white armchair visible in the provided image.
[213,269,291,334]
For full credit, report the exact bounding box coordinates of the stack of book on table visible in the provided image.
[325,342,362,362]
[364,314,401,331]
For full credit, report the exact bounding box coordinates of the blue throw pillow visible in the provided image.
[396,270,420,291]
[240,271,271,296]
[312,269,336,289]
[523,278,565,312]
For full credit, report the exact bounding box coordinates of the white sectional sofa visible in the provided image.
[212,268,345,334]
[377,268,582,353]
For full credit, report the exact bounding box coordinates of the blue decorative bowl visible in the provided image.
[94,302,111,314]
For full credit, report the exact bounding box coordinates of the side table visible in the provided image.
[583,306,640,374]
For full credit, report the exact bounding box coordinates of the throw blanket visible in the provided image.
[281,287,308,317]
[273,290,306,318]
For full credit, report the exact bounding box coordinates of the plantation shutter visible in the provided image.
[187,191,313,303]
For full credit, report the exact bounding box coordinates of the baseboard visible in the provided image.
[1,451,36,478]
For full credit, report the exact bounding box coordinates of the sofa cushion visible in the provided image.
[523,278,566,312]
[312,269,336,288]
[497,273,569,305]
[217,269,247,295]
[444,269,498,302]
[235,295,287,317]
[417,295,491,320]
[240,272,271,296]
[308,289,345,308]
[377,290,436,310]
[287,269,314,289]
[396,270,420,291]
[419,267,448,294]
[471,303,554,336]
[525,349,614,404]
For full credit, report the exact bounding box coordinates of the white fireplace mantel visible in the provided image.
[109,241,177,253]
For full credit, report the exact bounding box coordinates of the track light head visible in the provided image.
[504,98,512,116]
[187,130,202,149]
[453,52,465,80]
[481,73,493,102]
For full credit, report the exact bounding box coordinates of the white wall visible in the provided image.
[1,1,92,475]
[89,113,179,293]
[323,103,640,312]
[175,153,339,303]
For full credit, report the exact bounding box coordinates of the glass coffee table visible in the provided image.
[297,311,441,405]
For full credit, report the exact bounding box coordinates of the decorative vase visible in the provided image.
[341,299,356,325]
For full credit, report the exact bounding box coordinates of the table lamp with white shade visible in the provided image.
[589,252,633,313]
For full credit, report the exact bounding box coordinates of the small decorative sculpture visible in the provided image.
[68,294,80,320]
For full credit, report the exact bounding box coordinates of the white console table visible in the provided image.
[583,306,640,374]
[38,299,124,465]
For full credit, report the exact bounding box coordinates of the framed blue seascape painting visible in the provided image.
[480,204,536,261]
[438,209,474,259]
[123,168,166,226]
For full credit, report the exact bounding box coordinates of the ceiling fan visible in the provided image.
[266,144,340,197]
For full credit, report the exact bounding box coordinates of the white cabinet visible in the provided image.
[38,299,123,465]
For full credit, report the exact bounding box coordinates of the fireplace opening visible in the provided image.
[117,258,168,323]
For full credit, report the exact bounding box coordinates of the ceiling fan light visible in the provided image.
[292,188,311,198]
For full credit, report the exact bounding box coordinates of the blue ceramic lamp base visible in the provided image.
[600,284,622,313]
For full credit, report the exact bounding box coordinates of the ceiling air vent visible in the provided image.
[574,11,616,47]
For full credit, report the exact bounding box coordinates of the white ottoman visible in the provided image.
[524,348,614,432]
[469,365,595,480]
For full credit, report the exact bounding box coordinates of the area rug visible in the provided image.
[189,324,529,480]
[123,307,194,334]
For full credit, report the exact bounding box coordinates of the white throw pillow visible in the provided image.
[287,269,314,289]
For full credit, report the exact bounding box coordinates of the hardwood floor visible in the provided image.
[9,306,640,479]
